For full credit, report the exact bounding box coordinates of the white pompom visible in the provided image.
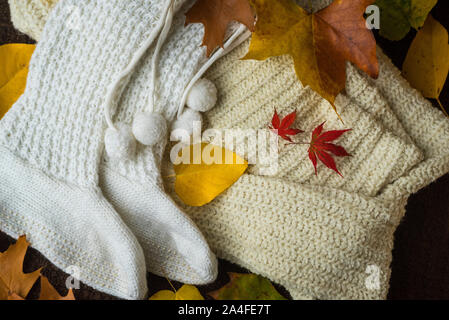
[105,123,136,160]
[171,108,202,141]
[186,78,217,112]
[132,112,167,146]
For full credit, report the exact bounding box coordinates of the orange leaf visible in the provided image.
[7,292,25,300]
[39,276,75,300]
[0,235,41,300]
[185,0,255,56]
[314,0,379,81]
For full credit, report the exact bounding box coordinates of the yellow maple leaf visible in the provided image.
[243,0,378,118]
[149,284,204,300]
[174,143,248,207]
[402,15,449,116]
[0,43,36,119]
[0,235,41,300]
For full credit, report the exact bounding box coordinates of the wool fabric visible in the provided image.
[8,0,449,300]
[1,0,219,299]
[159,41,449,299]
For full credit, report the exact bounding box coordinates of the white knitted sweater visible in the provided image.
[1,0,221,299]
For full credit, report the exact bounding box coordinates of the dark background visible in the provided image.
[1,0,448,300]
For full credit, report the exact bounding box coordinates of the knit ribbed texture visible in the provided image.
[158,42,449,299]
[109,2,206,187]
[202,43,423,197]
[98,0,218,285]
[1,0,170,187]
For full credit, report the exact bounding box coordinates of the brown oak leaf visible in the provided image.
[39,276,75,300]
[185,0,256,56]
[0,235,41,300]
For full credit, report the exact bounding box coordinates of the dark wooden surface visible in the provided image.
[1,0,448,300]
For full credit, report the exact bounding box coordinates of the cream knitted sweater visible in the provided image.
[169,43,449,300]
[9,0,449,299]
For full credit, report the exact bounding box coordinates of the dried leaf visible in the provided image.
[269,109,303,142]
[376,0,437,41]
[7,292,25,300]
[243,0,378,118]
[308,122,351,176]
[39,276,75,300]
[0,235,41,300]
[185,0,255,56]
[209,273,287,300]
[174,143,248,207]
[402,15,449,116]
[0,44,35,119]
[149,285,204,300]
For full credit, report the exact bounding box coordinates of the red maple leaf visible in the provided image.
[269,110,303,142]
[308,122,351,177]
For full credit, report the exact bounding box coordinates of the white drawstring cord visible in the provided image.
[177,24,252,118]
[148,0,175,114]
[104,0,252,159]
[103,0,174,132]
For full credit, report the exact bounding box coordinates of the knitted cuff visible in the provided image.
[366,51,449,199]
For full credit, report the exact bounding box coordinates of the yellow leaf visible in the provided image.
[402,15,449,115]
[209,273,287,300]
[174,143,248,207]
[175,284,205,300]
[243,0,378,119]
[149,285,204,300]
[0,43,36,119]
[0,235,41,300]
[149,290,177,300]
